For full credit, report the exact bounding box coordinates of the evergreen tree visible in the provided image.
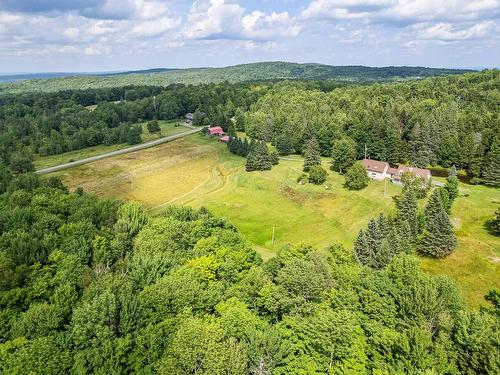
[246,141,272,172]
[303,138,321,172]
[483,137,500,187]
[269,150,280,166]
[445,165,459,208]
[397,187,418,239]
[227,122,237,137]
[438,187,451,213]
[397,219,414,254]
[419,189,457,258]
[344,162,369,190]
[354,229,371,266]
[331,137,357,174]
[365,218,382,258]
[234,108,246,131]
[275,135,294,155]
[373,238,393,270]
[408,123,436,168]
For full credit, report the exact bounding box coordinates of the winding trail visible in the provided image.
[35,125,202,175]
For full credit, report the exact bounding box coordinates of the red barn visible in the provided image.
[208,126,225,136]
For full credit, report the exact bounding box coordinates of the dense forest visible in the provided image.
[0,170,498,374]
[0,62,473,94]
[0,81,271,171]
[245,70,500,185]
[1,70,499,186]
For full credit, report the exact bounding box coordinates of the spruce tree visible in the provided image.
[373,238,393,269]
[397,187,418,239]
[445,165,459,208]
[227,122,237,137]
[276,135,294,155]
[483,137,500,187]
[365,218,382,265]
[246,141,272,172]
[397,219,414,254]
[303,137,321,172]
[419,189,457,258]
[354,229,371,266]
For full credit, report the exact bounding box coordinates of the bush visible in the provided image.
[308,165,327,185]
[147,120,161,133]
[344,162,369,190]
[297,173,308,184]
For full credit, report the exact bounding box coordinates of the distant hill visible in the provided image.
[0,62,475,94]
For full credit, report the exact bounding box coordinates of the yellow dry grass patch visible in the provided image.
[55,137,221,207]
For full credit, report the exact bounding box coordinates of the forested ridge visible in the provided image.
[0,62,473,94]
[0,171,498,374]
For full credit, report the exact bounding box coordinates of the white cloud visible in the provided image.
[302,0,500,22]
[242,11,300,39]
[183,0,300,40]
[84,44,111,55]
[130,16,181,37]
[417,21,496,41]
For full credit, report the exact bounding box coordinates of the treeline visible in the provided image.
[0,62,471,95]
[0,81,270,171]
[245,70,500,185]
[0,175,498,374]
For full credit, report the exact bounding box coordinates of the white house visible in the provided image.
[362,159,390,180]
[362,158,432,183]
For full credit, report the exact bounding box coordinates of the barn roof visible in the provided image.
[208,126,224,135]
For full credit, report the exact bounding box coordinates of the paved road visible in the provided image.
[36,126,203,175]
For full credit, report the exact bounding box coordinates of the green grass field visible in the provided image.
[48,134,500,308]
[34,120,188,169]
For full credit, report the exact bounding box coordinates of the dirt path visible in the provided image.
[36,126,202,175]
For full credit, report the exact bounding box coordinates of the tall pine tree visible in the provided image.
[397,187,419,240]
[419,189,457,258]
[445,165,459,208]
[483,137,500,187]
[303,137,322,172]
[246,141,273,172]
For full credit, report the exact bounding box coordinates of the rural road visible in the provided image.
[36,126,203,175]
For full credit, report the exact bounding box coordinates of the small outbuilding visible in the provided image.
[208,126,225,136]
[219,135,230,143]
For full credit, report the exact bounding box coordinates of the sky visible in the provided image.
[0,0,499,72]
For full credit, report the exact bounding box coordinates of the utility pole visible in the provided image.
[364,144,367,159]
[272,225,276,246]
[152,95,158,120]
[384,178,387,197]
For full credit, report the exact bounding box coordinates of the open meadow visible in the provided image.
[34,120,188,169]
[49,134,500,308]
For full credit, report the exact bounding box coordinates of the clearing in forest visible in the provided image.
[49,134,500,309]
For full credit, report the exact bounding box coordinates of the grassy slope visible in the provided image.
[34,120,187,169]
[48,135,499,308]
[0,62,473,94]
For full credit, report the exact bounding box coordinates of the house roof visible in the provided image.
[362,159,388,172]
[208,126,224,135]
[394,165,431,179]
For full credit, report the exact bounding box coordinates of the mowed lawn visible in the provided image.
[34,120,188,169]
[50,134,500,308]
